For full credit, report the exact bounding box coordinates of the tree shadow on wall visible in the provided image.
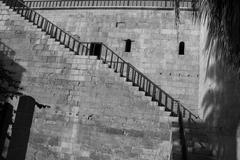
[0,40,25,160]
[0,40,49,160]
[201,60,240,160]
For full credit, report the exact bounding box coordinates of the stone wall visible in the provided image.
[38,9,200,114]
[25,63,173,160]
[0,4,172,160]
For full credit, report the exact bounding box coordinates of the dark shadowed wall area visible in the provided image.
[199,20,240,160]
[37,9,201,114]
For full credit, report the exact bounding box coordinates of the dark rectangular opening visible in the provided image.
[125,39,132,52]
[90,43,102,59]
[179,41,185,55]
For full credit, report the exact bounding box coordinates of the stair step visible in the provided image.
[24,25,42,31]
[133,90,145,96]
[150,101,158,106]
[129,85,140,92]
[163,111,171,116]
[101,63,110,68]
[168,116,178,122]
[0,3,9,9]
[125,81,133,86]
[158,106,166,111]
[48,44,68,51]
[47,39,60,45]
[141,95,152,101]
[118,76,127,82]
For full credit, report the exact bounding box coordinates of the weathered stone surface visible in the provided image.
[38,9,200,114]
[0,4,173,160]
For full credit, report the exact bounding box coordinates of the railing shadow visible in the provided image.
[202,60,240,160]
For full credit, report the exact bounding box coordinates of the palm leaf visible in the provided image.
[198,0,240,70]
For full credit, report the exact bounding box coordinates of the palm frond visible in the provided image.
[198,0,240,70]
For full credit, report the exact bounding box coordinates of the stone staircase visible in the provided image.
[0,0,214,160]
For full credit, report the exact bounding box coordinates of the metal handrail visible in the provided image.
[2,0,91,56]
[23,0,198,9]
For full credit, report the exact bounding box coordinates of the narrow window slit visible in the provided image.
[179,41,185,55]
[125,39,132,52]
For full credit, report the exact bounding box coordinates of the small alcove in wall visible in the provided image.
[179,41,185,55]
[124,39,133,52]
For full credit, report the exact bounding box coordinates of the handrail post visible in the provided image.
[152,85,156,101]
[171,98,174,113]
[158,89,162,106]
[132,69,136,85]
[188,112,192,125]
[147,81,151,96]
[165,94,168,108]
[59,0,62,7]
[142,78,145,91]
[177,100,180,116]
[98,42,103,60]
[126,63,130,81]
[109,52,113,68]
[120,62,124,77]
[104,47,108,64]
[115,57,119,72]
[137,73,140,86]
[139,74,142,89]
[76,42,80,55]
